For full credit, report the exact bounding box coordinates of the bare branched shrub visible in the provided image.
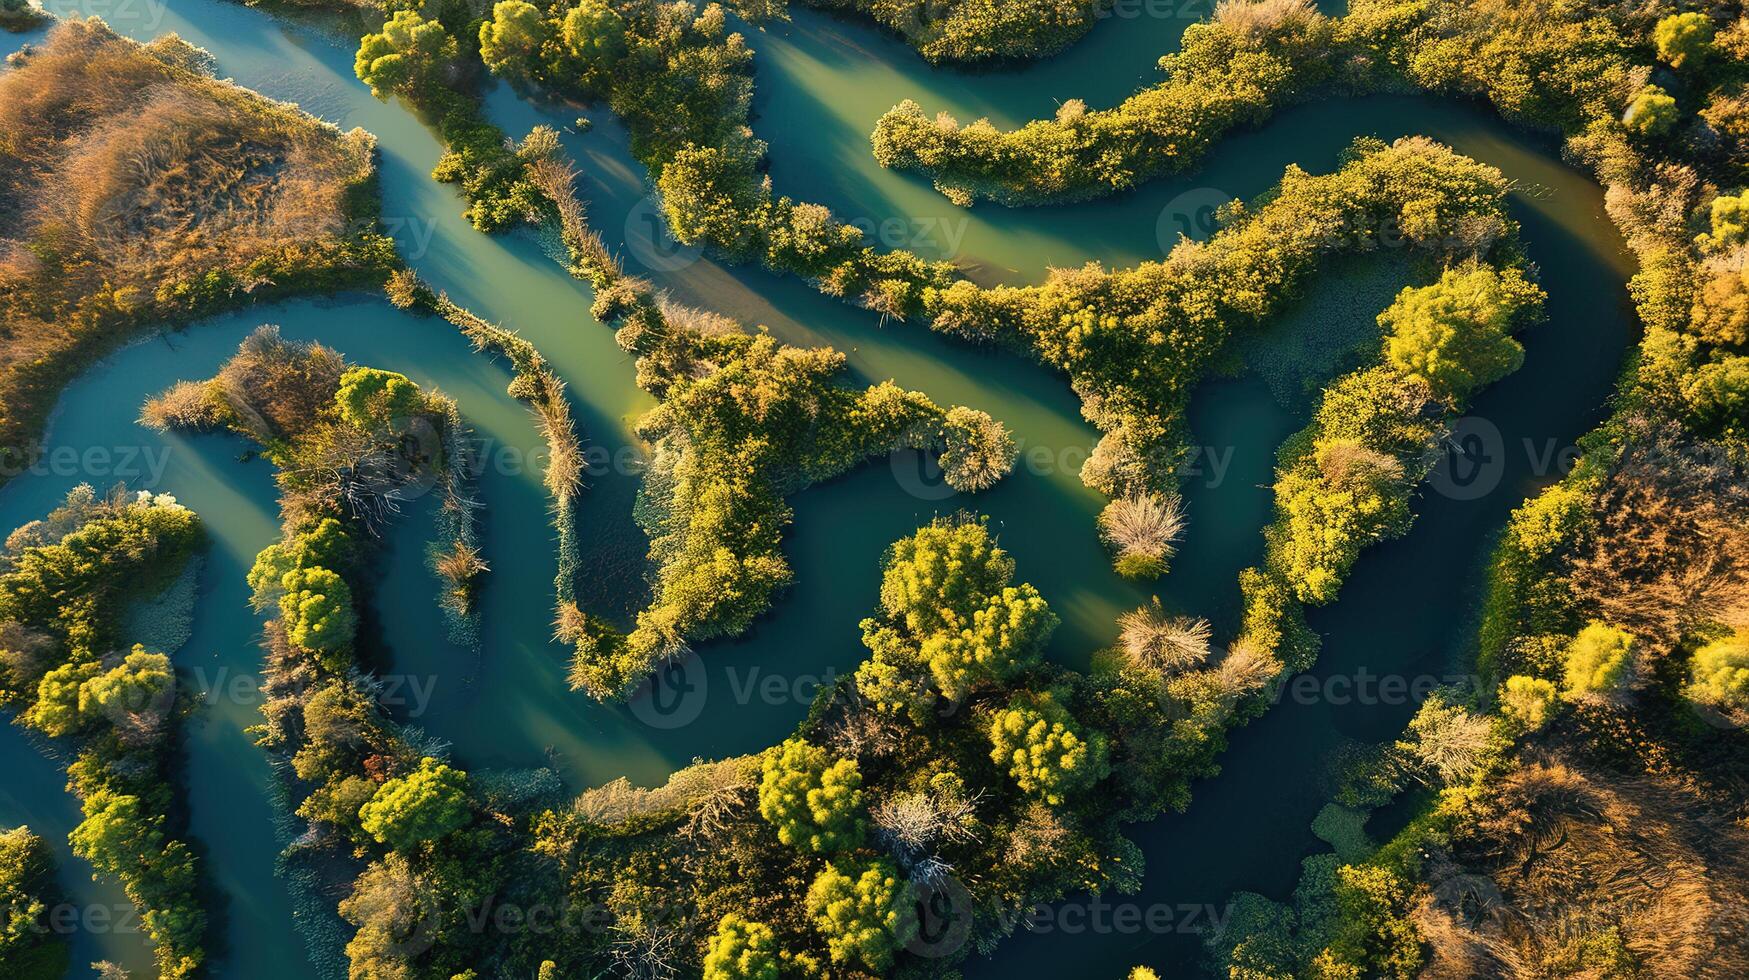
[657,296,742,339]
[872,792,946,854]
[552,601,588,645]
[1098,493,1187,568]
[871,783,981,862]
[610,923,686,980]
[532,387,584,507]
[1117,598,1212,675]
[1215,637,1282,695]
[433,539,487,614]
[138,379,220,431]
[1399,696,1494,786]
[573,756,759,829]
[823,703,908,759]
[205,325,345,441]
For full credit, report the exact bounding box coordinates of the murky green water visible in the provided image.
[1,3,1632,976]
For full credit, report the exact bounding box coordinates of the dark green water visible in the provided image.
[0,4,1633,976]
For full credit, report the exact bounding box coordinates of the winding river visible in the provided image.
[0,2,1633,976]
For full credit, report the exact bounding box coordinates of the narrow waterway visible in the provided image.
[0,4,1633,976]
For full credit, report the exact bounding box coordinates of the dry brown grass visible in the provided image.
[1416,751,1749,979]
[1212,0,1321,38]
[1566,417,1749,653]
[0,18,378,474]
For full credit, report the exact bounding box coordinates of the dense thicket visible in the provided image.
[0,827,66,978]
[866,0,1651,206]
[799,0,1106,65]
[872,0,1344,204]
[0,485,206,977]
[524,518,1282,977]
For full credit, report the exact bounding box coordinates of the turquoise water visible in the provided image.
[0,4,1633,976]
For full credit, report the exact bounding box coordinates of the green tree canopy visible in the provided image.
[278,566,357,655]
[354,9,457,99]
[1624,84,1678,137]
[1687,638,1749,714]
[856,520,1057,714]
[334,366,425,431]
[1655,12,1714,69]
[878,519,1016,637]
[358,757,472,850]
[1712,192,1749,248]
[69,790,164,877]
[561,0,628,73]
[31,660,99,737]
[1499,675,1559,732]
[756,738,864,853]
[804,858,908,972]
[246,518,354,611]
[78,646,173,723]
[479,0,551,80]
[987,693,1109,805]
[1381,263,1540,402]
[919,584,1055,701]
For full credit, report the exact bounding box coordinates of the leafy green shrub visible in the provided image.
[355,9,458,99]
[1710,192,1749,249]
[335,366,427,430]
[855,519,1056,715]
[560,0,629,91]
[1499,675,1559,732]
[1692,267,1749,347]
[804,858,908,972]
[987,694,1109,805]
[757,739,865,853]
[703,914,782,980]
[1311,865,1424,978]
[246,518,355,611]
[278,566,357,656]
[1562,622,1635,697]
[1654,12,1713,69]
[358,758,473,851]
[1380,263,1542,403]
[1686,638,1749,715]
[479,0,550,79]
[1624,85,1678,137]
